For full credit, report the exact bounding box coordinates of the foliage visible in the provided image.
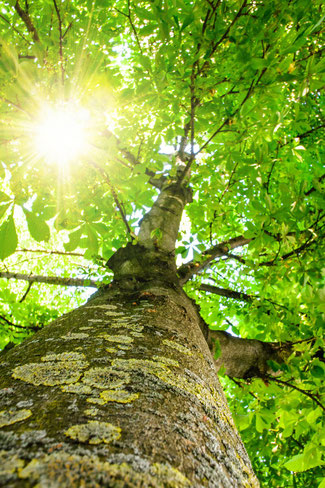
[0,0,324,486]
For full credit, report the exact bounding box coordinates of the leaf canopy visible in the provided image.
[0,0,324,485]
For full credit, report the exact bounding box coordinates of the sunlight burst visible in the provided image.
[33,103,91,166]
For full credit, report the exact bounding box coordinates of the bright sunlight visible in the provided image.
[33,102,91,166]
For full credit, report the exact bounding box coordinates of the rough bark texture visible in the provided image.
[0,182,259,487]
[0,283,258,487]
[209,330,291,379]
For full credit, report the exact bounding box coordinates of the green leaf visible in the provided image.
[284,449,324,472]
[23,209,50,242]
[181,13,194,31]
[318,478,325,488]
[0,202,11,220]
[0,214,17,260]
[0,191,11,203]
[64,227,83,252]
[85,224,99,256]
[310,364,324,378]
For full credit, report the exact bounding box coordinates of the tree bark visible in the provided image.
[0,182,259,486]
[209,330,292,379]
[0,283,258,487]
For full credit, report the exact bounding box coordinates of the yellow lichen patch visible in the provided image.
[61,383,92,395]
[64,420,121,444]
[0,451,25,476]
[62,333,89,340]
[84,407,99,417]
[87,397,106,405]
[0,409,32,428]
[87,304,118,310]
[112,358,217,410]
[12,360,88,386]
[111,323,144,333]
[130,331,144,337]
[154,369,217,409]
[100,390,139,404]
[18,452,191,487]
[112,358,167,375]
[117,344,131,351]
[151,463,191,487]
[100,334,133,344]
[105,347,118,354]
[162,339,193,356]
[82,367,130,389]
[153,356,180,367]
[41,352,86,362]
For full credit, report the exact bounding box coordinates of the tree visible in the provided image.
[0,0,324,486]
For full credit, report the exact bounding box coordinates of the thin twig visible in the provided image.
[267,376,325,412]
[63,20,73,38]
[198,0,248,76]
[19,281,33,303]
[53,0,64,84]
[209,162,239,243]
[0,13,31,44]
[88,160,133,237]
[230,377,258,399]
[0,313,40,331]
[305,173,325,196]
[197,68,267,154]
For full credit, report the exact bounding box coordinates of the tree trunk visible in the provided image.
[0,279,258,487]
[0,181,259,486]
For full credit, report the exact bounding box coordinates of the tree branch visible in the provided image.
[178,235,251,284]
[16,248,85,257]
[200,283,253,302]
[0,313,40,332]
[196,67,267,155]
[200,283,295,315]
[19,281,33,303]
[88,160,133,238]
[14,0,40,43]
[0,271,99,288]
[198,0,248,76]
[305,173,325,196]
[53,0,64,84]
[259,234,322,266]
[0,13,31,44]
[209,329,292,379]
[266,376,325,412]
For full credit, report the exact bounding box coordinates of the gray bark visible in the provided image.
[209,330,291,379]
[0,284,259,487]
[0,182,259,487]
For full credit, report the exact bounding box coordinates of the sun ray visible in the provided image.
[33,102,91,167]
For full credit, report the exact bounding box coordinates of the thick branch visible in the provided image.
[200,283,293,315]
[138,183,192,253]
[0,272,99,288]
[178,235,251,284]
[16,248,85,257]
[209,330,292,379]
[200,284,253,302]
[14,0,40,42]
